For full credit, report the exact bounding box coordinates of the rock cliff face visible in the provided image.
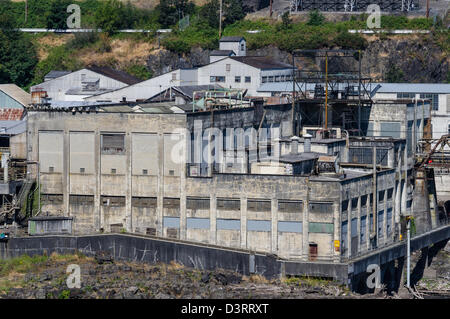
[147,35,449,83]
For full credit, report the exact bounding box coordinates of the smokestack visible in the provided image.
[291,136,300,154]
[304,133,312,153]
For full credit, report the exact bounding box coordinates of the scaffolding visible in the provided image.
[290,0,419,12]
[292,49,372,136]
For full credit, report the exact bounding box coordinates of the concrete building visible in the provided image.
[372,83,450,141]
[25,105,427,262]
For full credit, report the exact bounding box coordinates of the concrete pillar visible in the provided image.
[180,131,187,240]
[347,198,351,259]
[303,181,309,261]
[333,202,340,262]
[366,203,370,251]
[210,195,217,245]
[271,198,278,254]
[157,133,164,237]
[94,130,101,231]
[356,196,361,255]
[63,130,70,217]
[125,132,132,232]
[3,153,8,183]
[240,197,247,249]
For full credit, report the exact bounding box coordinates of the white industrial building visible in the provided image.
[30,66,141,105]
[84,37,294,103]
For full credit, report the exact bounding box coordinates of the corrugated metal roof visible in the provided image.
[44,70,71,80]
[0,120,26,135]
[0,84,31,106]
[374,83,450,94]
[230,56,292,70]
[210,50,235,56]
[258,81,304,92]
[220,36,245,42]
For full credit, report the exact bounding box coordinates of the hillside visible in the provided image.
[0,0,449,89]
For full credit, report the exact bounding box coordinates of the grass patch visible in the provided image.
[284,275,332,288]
[0,254,49,276]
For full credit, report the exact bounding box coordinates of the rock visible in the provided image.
[201,272,210,284]
[95,251,114,264]
[154,292,171,299]
[127,286,139,295]
[35,288,46,299]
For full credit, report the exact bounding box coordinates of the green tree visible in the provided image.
[94,0,125,34]
[157,0,195,28]
[199,0,248,30]
[46,0,71,30]
[281,11,291,30]
[223,0,246,26]
[307,9,325,26]
[0,30,38,88]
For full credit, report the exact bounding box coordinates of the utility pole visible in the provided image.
[219,0,223,39]
[270,0,273,18]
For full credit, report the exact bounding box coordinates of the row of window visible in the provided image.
[396,93,439,111]
[341,189,394,213]
[162,216,332,234]
[210,76,251,83]
[261,75,293,83]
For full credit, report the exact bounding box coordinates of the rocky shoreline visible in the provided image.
[0,246,448,299]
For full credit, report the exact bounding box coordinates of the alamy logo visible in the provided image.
[366,4,381,29]
[366,264,381,289]
[67,4,81,29]
[66,264,81,289]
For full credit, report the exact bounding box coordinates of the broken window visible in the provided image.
[278,200,303,213]
[310,202,333,214]
[101,134,125,155]
[186,197,210,210]
[42,194,63,204]
[131,197,157,208]
[70,195,94,205]
[101,196,125,207]
[163,198,180,209]
[247,199,271,212]
[217,199,240,210]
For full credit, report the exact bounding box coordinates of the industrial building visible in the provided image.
[23,85,442,262]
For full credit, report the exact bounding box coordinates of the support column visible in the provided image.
[356,196,361,255]
[240,197,247,249]
[157,133,164,237]
[94,130,101,231]
[180,131,187,241]
[303,179,310,261]
[210,195,217,245]
[63,130,70,217]
[125,132,132,232]
[347,199,351,259]
[333,202,340,262]
[271,198,278,254]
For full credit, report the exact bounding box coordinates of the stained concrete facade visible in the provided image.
[26,110,407,262]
